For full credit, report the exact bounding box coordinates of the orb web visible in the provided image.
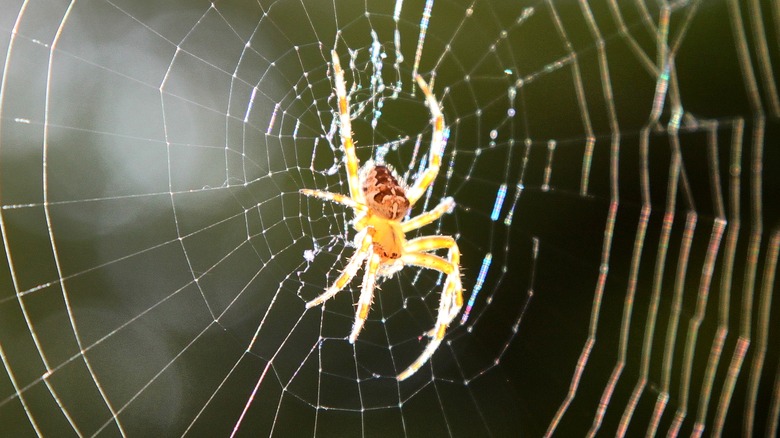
[0,0,778,436]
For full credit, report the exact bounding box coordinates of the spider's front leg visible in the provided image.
[300,188,368,213]
[406,75,446,207]
[330,50,363,204]
[397,236,463,381]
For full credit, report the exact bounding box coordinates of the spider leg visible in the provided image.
[406,74,445,207]
[300,188,368,213]
[306,228,372,308]
[404,235,458,255]
[401,197,455,233]
[349,252,382,343]
[331,50,363,204]
[397,240,463,381]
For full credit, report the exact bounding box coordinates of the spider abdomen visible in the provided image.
[362,165,410,221]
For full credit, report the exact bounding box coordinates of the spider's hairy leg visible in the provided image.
[403,238,462,316]
[306,229,372,308]
[406,74,445,207]
[401,197,455,233]
[399,250,461,314]
[299,188,368,213]
[397,240,462,381]
[404,235,458,256]
[331,50,363,204]
[349,252,381,343]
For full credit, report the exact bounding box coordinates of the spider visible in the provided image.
[300,50,463,381]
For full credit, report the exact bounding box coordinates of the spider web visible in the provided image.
[1,0,779,436]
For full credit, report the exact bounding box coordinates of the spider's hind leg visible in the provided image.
[350,252,381,343]
[306,228,372,308]
[397,237,463,380]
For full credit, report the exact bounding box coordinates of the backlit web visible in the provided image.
[1,0,779,436]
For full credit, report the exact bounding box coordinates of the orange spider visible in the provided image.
[301,50,462,381]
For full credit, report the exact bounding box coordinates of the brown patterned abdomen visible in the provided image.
[362,165,410,221]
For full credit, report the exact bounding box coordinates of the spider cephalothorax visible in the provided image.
[300,50,462,381]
